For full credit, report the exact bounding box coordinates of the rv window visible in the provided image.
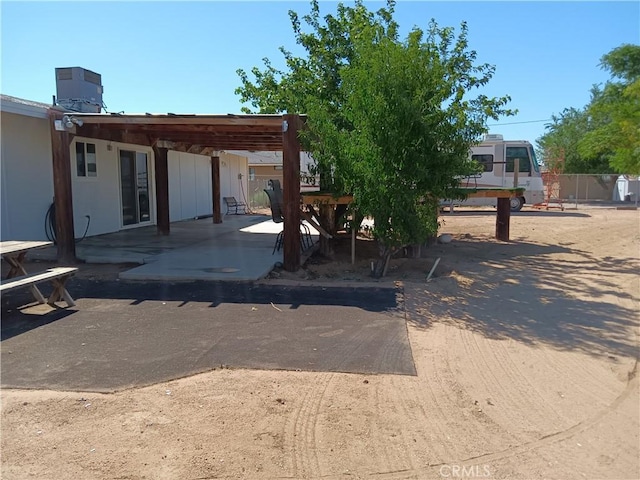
[529,146,541,173]
[471,154,493,172]
[505,147,531,173]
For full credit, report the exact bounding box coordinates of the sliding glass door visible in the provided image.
[119,150,151,226]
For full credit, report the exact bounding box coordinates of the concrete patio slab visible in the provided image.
[30,215,319,282]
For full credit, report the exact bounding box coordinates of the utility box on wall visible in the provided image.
[55,67,103,113]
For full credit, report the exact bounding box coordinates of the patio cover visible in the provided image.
[48,110,305,271]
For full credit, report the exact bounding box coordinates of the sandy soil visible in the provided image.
[2,207,639,479]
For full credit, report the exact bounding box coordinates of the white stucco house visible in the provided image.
[1,94,249,242]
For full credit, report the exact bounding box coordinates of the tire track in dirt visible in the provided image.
[282,372,334,479]
[358,305,428,472]
[458,328,555,440]
[471,332,571,432]
[352,361,638,480]
[526,345,623,407]
[364,377,407,474]
[453,361,639,465]
[412,325,469,461]
[282,319,395,478]
[381,325,506,468]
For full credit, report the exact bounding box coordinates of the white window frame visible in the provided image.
[75,141,97,178]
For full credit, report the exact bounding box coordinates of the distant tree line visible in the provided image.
[537,44,640,175]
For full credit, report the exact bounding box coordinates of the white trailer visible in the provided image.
[447,134,545,212]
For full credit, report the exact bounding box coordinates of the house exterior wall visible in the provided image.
[220,152,249,207]
[0,112,54,240]
[252,165,283,183]
[71,137,155,237]
[72,146,248,231]
[1,103,250,242]
[168,151,213,221]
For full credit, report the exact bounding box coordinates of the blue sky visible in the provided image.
[1,1,638,145]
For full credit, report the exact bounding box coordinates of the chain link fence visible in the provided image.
[552,174,639,205]
[247,176,275,210]
[250,173,640,209]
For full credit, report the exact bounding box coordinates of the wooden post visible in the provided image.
[48,111,77,263]
[496,197,511,241]
[211,154,222,224]
[282,114,301,272]
[152,145,170,235]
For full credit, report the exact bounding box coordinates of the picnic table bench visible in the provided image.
[0,240,78,308]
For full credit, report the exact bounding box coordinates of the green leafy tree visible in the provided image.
[236,0,515,275]
[580,44,640,174]
[537,44,640,175]
[537,107,613,174]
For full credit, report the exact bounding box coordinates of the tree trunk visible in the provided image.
[371,244,393,278]
[318,204,336,258]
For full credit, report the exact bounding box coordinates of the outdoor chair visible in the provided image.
[264,188,313,254]
[267,179,282,191]
[223,196,247,215]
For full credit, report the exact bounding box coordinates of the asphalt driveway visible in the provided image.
[1,279,415,392]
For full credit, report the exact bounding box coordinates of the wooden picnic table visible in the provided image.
[452,187,525,241]
[301,193,356,262]
[1,240,77,307]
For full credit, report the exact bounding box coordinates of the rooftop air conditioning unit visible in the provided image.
[483,134,504,142]
[54,67,103,113]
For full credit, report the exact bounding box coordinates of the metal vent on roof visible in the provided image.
[83,70,101,85]
[56,68,73,81]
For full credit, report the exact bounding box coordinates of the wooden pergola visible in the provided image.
[48,110,305,271]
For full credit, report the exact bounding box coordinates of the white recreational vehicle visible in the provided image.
[446,134,545,212]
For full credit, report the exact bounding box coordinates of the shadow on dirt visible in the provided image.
[403,237,639,360]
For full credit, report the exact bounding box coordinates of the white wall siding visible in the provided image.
[71,139,156,237]
[167,152,213,222]
[72,139,119,237]
[220,152,249,209]
[195,157,212,217]
[0,112,54,240]
[179,152,198,219]
[168,153,182,222]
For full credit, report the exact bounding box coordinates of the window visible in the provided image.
[505,147,531,173]
[472,154,494,172]
[529,146,541,173]
[248,167,255,181]
[76,142,97,177]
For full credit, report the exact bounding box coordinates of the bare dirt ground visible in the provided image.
[2,207,639,479]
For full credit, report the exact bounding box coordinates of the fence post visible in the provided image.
[585,175,589,203]
[575,175,579,209]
